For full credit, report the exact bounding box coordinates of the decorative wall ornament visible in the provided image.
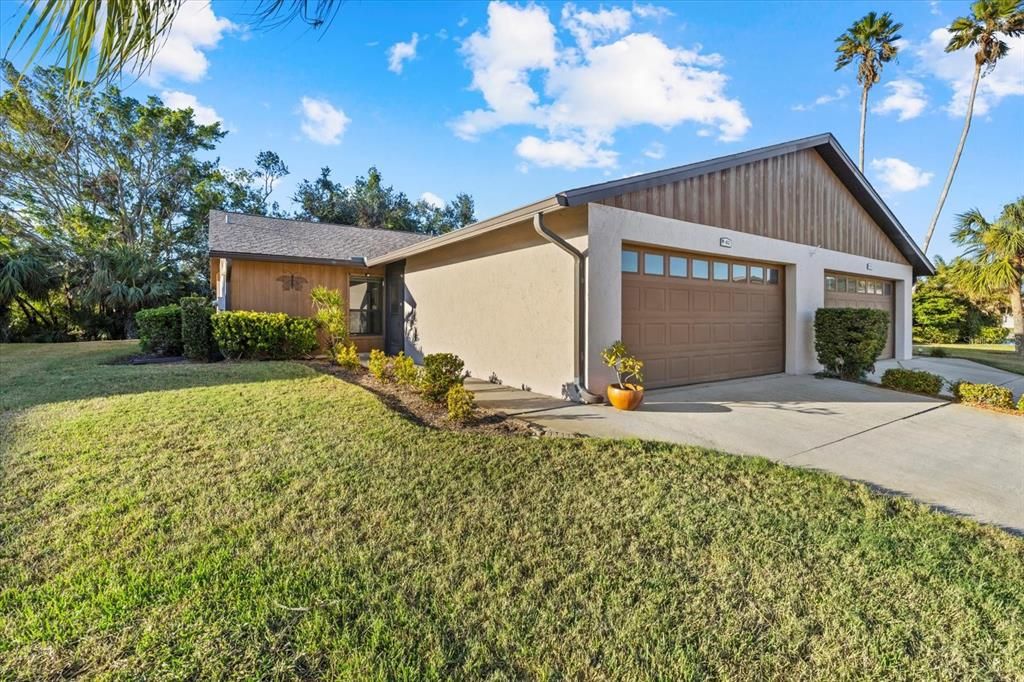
[277,273,309,292]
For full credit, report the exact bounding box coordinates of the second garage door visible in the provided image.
[621,246,785,389]
[824,272,895,359]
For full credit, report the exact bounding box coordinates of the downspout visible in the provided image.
[533,212,603,404]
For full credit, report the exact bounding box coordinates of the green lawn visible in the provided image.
[2,343,1022,679]
[914,342,1024,375]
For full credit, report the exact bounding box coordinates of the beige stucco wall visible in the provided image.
[586,203,914,392]
[403,206,587,398]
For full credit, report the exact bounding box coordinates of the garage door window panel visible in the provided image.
[669,256,688,277]
[713,262,729,281]
[644,253,664,275]
[622,250,639,273]
[692,259,709,279]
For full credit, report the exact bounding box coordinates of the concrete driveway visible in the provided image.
[469,375,1024,533]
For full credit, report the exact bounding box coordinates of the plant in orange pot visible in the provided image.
[602,340,645,410]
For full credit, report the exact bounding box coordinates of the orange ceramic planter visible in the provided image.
[607,383,644,411]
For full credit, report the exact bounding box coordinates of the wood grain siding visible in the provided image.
[600,149,909,265]
[227,258,386,352]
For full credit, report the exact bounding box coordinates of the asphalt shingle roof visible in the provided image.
[208,210,433,263]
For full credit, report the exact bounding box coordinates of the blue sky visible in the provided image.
[3,0,1022,262]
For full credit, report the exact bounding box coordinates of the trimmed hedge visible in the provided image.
[211,311,318,360]
[180,296,216,361]
[957,382,1015,411]
[135,305,182,355]
[814,308,889,380]
[880,368,944,395]
[421,352,466,403]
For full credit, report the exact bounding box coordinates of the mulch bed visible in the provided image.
[304,360,544,437]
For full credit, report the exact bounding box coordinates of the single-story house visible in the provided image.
[209,133,934,399]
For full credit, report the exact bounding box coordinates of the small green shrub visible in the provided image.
[179,296,216,361]
[1017,394,1024,412]
[974,326,1009,344]
[135,305,182,355]
[957,382,1014,410]
[421,352,466,403]
[929,346,949,358]
[310,286,349,361]
[814,308,889,380]
[335,343,361,370]
[446,383,476,424]
[368,348,392,381]
[392,352,420,386]
[880,368,944,395]
[211,311,317,360]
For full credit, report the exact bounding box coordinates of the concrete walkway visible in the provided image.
[468,375,1024,533]
[869,356,1024,400]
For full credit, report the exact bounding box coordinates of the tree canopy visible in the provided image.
[292,166,475,235]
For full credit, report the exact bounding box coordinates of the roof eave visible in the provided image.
[209,250,370,268]
[367,196,562,266]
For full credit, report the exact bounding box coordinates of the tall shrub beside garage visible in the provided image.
[179,296,216,361]
[814,308,889,379]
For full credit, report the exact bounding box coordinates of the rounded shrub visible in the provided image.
[335,343,361,370]
[135,304,182,355]
[957,382,1015,411]
[368,349,392,381]
[880,368,944,395]
[814,308,889,380]
[421,352,466,403]
[392,353,420,387]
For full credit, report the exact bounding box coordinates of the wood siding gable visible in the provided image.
[599,148,909,265]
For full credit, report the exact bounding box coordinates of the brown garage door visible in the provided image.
[824,272,895,359]
[621,246,785,389]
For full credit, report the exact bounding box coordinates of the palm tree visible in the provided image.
[921,0,1024,255]
[951,197,1024,355]
[5,0,339,91]
[834,11,903,172]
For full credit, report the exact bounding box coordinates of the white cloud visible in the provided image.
[146,2,236,84]
[458,17,469,28]
[420,191,445,209]
[160,90,221,125]
[929,1,941,16]
[872,79,928,121]
[453,1,750,170]
[870,157,934,193]
[914,28,1024,116]
[633,3,674,20]
[515,136,618,169]
[643,141,666,159]
[388,33,420,74]
[792,86,849,111]
[298,97,350,145]
[561,3,632,52]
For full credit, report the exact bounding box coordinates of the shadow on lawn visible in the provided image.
[0,342,317,413]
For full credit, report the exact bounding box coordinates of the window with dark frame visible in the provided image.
[767,268,780,285]
[622,250,639,273]
[692,259,709,279]
[713,261,729,281]
[349,276,383,336]
[732,263,747,282]
[750,266,764,284]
